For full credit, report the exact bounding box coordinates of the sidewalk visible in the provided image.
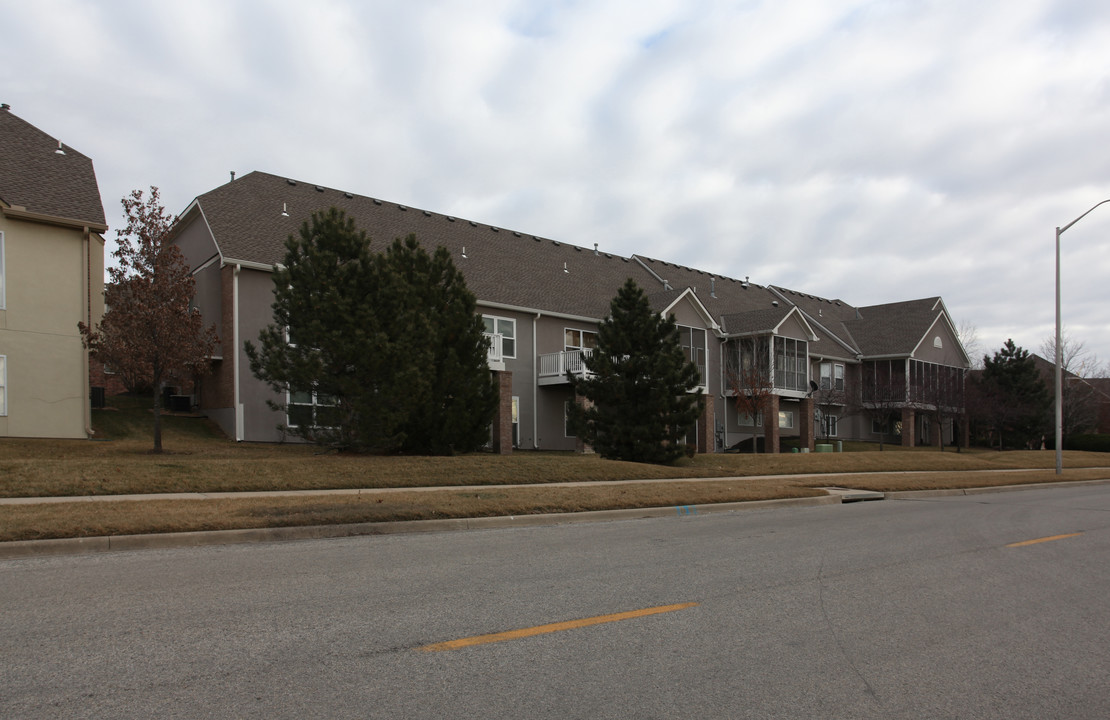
[3,474,1109,560]
[0,467,1064,505]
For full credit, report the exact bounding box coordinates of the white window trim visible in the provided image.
[483,315,517,359]
[819,362,845,392]
[564,327,598,351]
[823,414,839,437]
[0,354,6,416]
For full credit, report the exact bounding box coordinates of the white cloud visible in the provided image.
[2,0,1109,364]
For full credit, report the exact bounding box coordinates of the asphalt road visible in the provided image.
[3,484,1109,719]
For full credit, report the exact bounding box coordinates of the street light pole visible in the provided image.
[1054,199,1110,475]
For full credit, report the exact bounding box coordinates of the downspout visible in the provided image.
[233,263,243,441]
[82,227,93,438]
[533,311,540,449]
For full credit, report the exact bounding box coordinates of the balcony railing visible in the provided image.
[484,333,503,366]
[538,349,593,385]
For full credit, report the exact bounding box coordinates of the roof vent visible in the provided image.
[491,226,499,232]
[343,192,353,199]
[772,300,779,307]
[373,199,382,205]
[710,278,716,298]
[230,171,236,182]
[470,221,477,227]
[315,185,324,192]
[424,210,432,217]
[552,240,560,247]
[513,231,521,237]
[281,202,289,217]
[563,262,569,274]
[594,243,599,256]
[0,103,9,111]
[447,216,456,222]
[54,141,65,155]
[741,276,750,289]
[398,205,407,211]
[286,179,296,186]
[462,246,468,259]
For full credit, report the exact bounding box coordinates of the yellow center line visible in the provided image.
[419,602,699,652]
[1006,532,1083,548]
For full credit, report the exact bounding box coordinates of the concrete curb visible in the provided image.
[884,476,1110,499]
[0,495,840,560]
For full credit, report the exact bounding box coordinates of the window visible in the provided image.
[778,410,794,429]
[0,355,6,416]
[564,329,597,352]
[482,315,516,358]
[773,337,808,391]
[819,362,844,392]
[738,410,763,427]
[678,325,707,384]
[287,390,338,429]
[823,414,839,437]
[0,231,5,309]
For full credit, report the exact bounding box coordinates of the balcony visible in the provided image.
[485,333,505,371]
[538,349,593,386]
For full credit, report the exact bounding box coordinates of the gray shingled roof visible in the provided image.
[719,307,795,335]
[0,107,106,228]
[843,297,944,356]
[186,172,962,356]
[189,171,656,319]
[633,256,780,321]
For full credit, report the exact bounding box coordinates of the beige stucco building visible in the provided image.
[0,105,107,438]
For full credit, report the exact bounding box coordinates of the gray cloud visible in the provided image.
[3,0,1108,365]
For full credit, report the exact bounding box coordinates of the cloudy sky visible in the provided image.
[4,0,1109,368]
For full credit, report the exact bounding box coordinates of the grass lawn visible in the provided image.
[2,394,1108,542]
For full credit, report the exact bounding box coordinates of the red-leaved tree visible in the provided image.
[80,187,218,452]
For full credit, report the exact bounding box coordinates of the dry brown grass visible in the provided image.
[2,396,1108,542]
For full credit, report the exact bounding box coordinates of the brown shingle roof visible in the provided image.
[190,171,657,319]
[0,107,106,228]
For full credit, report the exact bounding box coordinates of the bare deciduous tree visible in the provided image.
[80,187,218,453]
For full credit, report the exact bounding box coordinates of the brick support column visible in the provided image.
[799,397,815,452]
[763,394,781,454]
[901,407,916,447]
[697,397,715,453]
[491,371,513,455]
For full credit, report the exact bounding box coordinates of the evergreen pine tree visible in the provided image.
[384,236,499,454]
[568,278,703,463]
[246,210,496,453]
[978,339,1051,448]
